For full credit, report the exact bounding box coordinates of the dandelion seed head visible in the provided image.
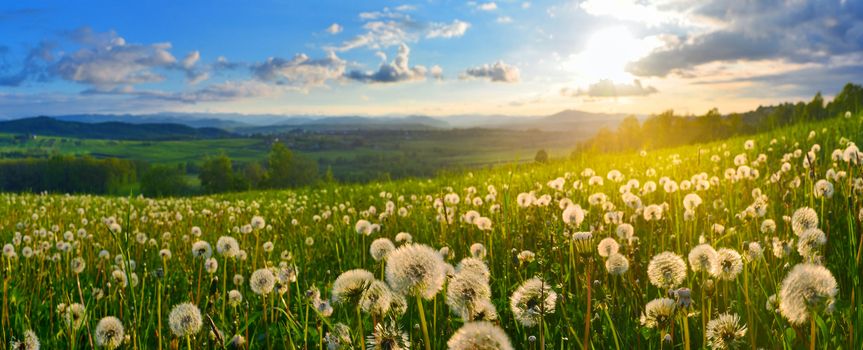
[510,277,557,327]
[779,263,838,325]
[94,316,125,350]
[447,322,514,350]
[385,244,446,299]
[647,252,687,289]
[706,313,747,350]
[168,302,203,337]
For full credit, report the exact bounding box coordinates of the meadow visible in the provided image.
[1,113,862,350]
[0,128,577,183]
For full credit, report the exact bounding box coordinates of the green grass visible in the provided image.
[0,114,861,349]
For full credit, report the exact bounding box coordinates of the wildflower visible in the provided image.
[446,271,492,318]
[447,322,514,350]
[791,207,818,235]
[249,268,276,295]
[712,248,743,281]
[359,280,393,317]
[168,302,203,337]
[562,205,585,227]
[64,303,87,330]
[331,269,374,305]
[706,313,748,350]
[469,243,487,259]
[191,240,212,259]
[216,236,240,258]
[9,330,39,350]
[597,237,619,257]
[456,257,491,282]
[510,278,557,327]
[647,252,687,289]
[779,263,838,325]
[366,322,410,350]
[605,253,629,276]
[370,238,395,261]
[688,244,717,273]
[641,298,676,329]
[385,244,446,299]
[94,316,125,349]
[228,290,243,307]
[325,323,352,350]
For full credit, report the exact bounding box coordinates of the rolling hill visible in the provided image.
[0,116,236,140]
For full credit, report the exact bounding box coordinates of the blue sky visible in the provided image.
[2,0,863,118]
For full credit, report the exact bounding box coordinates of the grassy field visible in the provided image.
[1,114,861,349]
[0,128,577,182]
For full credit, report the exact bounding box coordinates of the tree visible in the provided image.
[199,154,236,193]
[266,142,294,188]
[534,149,549,163]
[265,142,319,188]
[243,162,266,189]
[140,165,190,197]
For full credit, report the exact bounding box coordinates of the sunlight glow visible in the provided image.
[566,27,661,84]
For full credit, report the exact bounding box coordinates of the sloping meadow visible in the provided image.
[2,114,862,349]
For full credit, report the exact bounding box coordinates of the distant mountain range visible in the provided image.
[0,116,236,140]
[0,109,631,134]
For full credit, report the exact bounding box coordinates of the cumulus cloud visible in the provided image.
[335,7,469,51]
[426,20,470,39]
[625,0,863,77]
[345,43,432,83]
[251,51,346,89]
[477,2,498,11]
[560,79,658,97]
[461,61,520,83]
[325,23,343,34]
[53,27,207,89]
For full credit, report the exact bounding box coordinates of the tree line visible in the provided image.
[574,82,863,154]
[0,142,321,197]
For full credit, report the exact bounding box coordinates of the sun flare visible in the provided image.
[568,26,660,84]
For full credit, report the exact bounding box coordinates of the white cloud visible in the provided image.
[426,20,471,39]
[325,23,343,34]
[346,43,432,83]
[461,61,520,83]
[478,2,498,11]
[251,51,346,89]
[521,2,531,9]
[54,27,206,88]
[496,16,513,24]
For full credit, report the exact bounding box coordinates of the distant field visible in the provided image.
[0,128,581,181]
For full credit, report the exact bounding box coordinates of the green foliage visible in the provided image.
[534,149,549,163]
[264,142,318,188]
[140,164,191,197]
[0,156,136,194]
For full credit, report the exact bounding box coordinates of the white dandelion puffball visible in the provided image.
[706,313,747,350]
[647,252,687,289]
[640,298,676,329]
[447,322,514,350]
[779,263,838,325]
[331,269,374,304]
[369,238,396,262]
[168,302,203,337]
[216,236,240,258]
[385,244,446,299]
[605,253,629,276]
[95,316,125,350]
[712,248,743,281]
[791,207,818,235]
[446,271,492,318]
[249,268,276,295]
[191,240,212,259]
[510,277,557,327]
[597,237,620,257]
[688,244,717,273]
[562,205,585,227]
[10,330,39,350]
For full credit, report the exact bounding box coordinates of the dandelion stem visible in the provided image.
[809,316,816,350]
[416,296,432,350]
[357,305,366,350]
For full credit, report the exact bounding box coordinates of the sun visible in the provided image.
[567,27,659,83]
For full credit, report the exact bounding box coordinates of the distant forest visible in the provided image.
[574,83,863,154]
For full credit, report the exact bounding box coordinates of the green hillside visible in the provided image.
[1,113,860,349]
